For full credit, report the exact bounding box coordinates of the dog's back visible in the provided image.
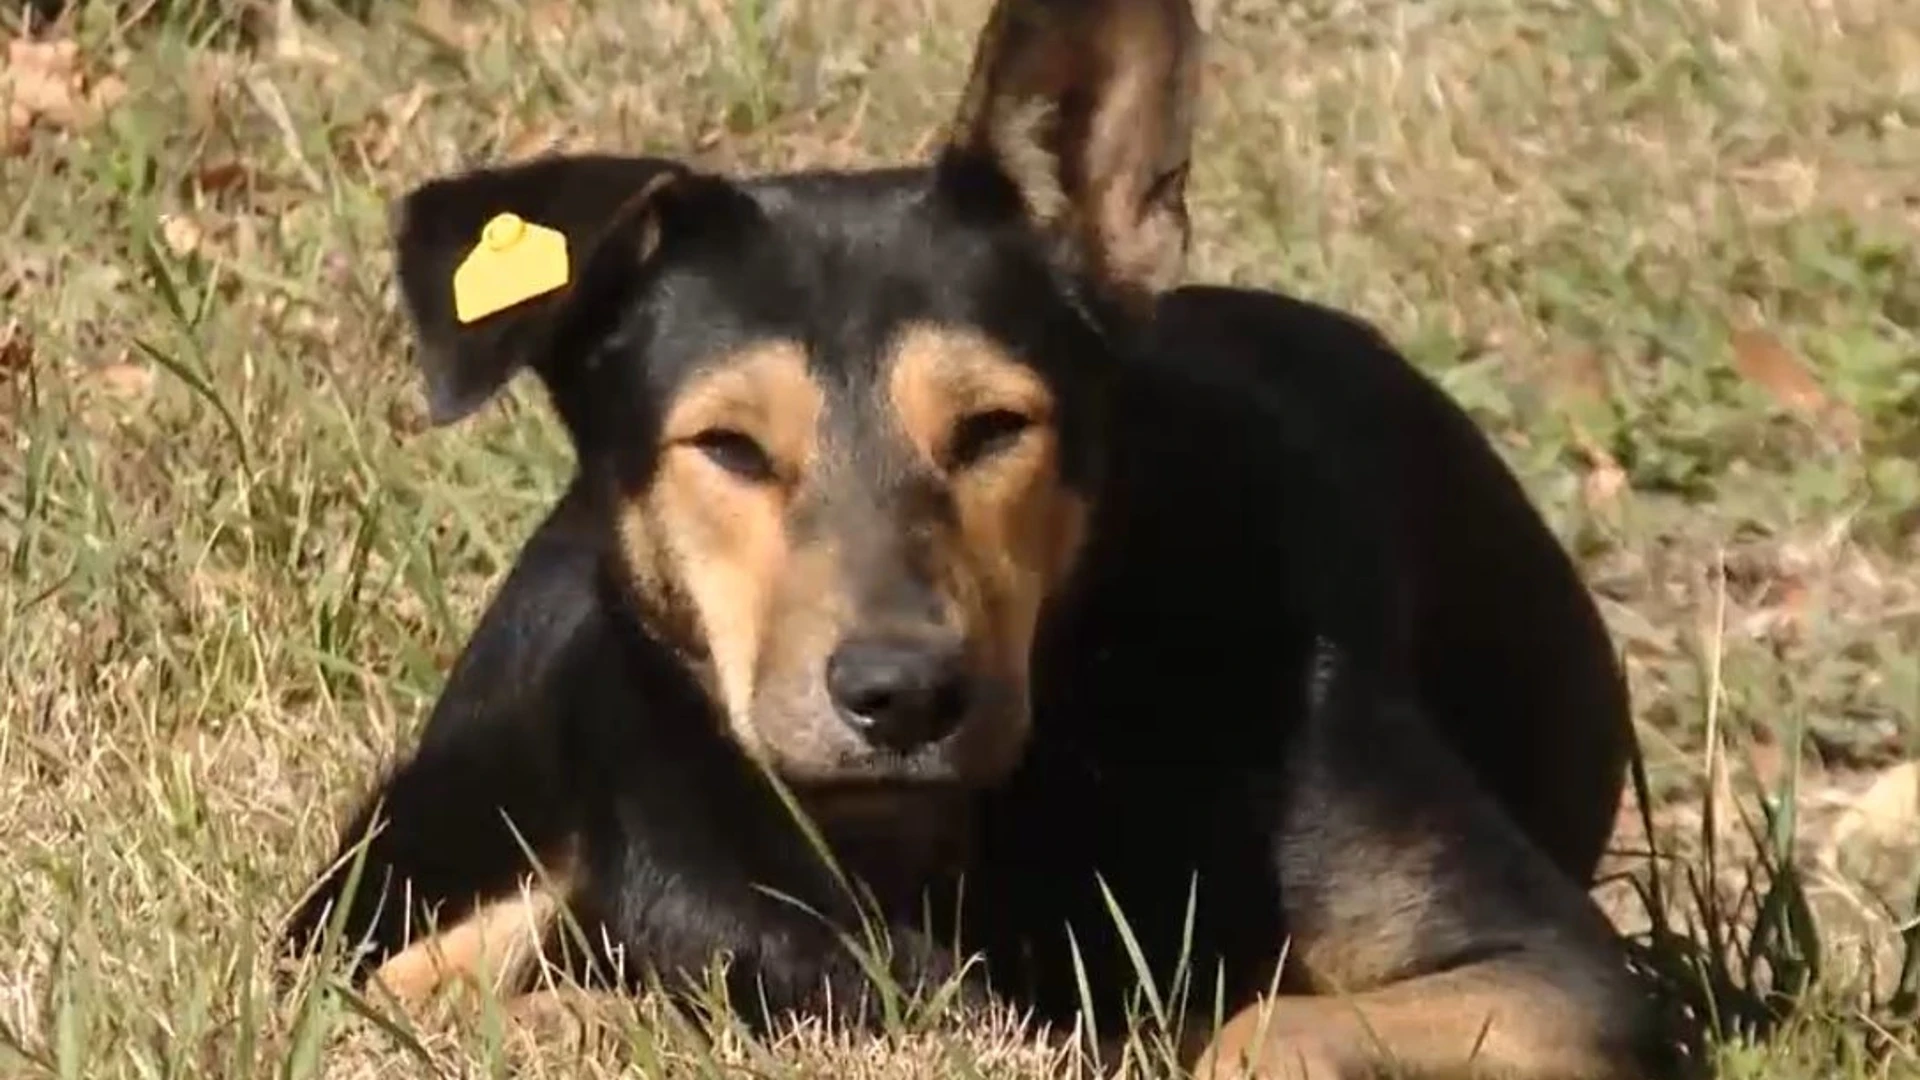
[283,1,1652,1073]
[1151,285,1632,879]
[930,281,1631,1027]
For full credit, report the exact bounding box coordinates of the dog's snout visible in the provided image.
[826,636,970,753]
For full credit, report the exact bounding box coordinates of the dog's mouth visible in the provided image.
[797,774,969,805]
[794,769,974,826]
[795,777,979,909]
[749,674,1030,788]
[784,756,979,796]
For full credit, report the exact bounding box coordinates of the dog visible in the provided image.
[281,1,1652,1076]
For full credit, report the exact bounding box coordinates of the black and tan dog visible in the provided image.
[282,0,1653,1075]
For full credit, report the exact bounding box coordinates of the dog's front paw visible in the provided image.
[806,925,991,1030]
[1192,1002,1349,1080]
[1194,1036,1343,1080]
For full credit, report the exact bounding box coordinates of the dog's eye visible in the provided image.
[688,429,776,482]
[948,409,1034,469]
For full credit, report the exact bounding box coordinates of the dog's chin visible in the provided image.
[800,779,979,917]
[798,775,969,821]
[745,701,1025,911]
[753,701,1030,793]
[773,747,980,790]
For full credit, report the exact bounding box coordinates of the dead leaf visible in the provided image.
[159,213,204,258]
[1,253,52,304]
[529,0,577,36]
[185,53,237,130]
[321,250,352,289]
[1552,349,1611,407]
[93,361,155,399]
[5,101,31,155]
[190,161,250,197]
[5,38,82,123]
[413,0,485,50]
[501,124,571,163]
[273,30,345,68]
[1570,421,1628,511]
[414,0,458,33]
[0,319,32,379]
[89,73,126,112]
[1821,761,1920,863]
[1741,728,1790,794]
[1732,328,1865,447]
[1735,576,1810,644]
[366,84,429,167]
[3,36,120,138]
[387,397,428,438]
[1731,329,1828,415]
[1582,459,1627,511]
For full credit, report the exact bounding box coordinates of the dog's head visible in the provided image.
[388,0,1200,794]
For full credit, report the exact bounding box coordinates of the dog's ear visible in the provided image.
[389,154,688,426]
[939,0,1201,313]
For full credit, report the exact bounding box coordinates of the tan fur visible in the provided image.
[1178,722,1643,1079]
[886,323,1056,453]
[1191,964,1642,1080]
[369,863,574,1008]
[886,321,1088,779]
[611,326,1085,789]
[1284,840,1452,997]
[617,340,823,766]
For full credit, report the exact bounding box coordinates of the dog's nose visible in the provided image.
[826,637,971,753]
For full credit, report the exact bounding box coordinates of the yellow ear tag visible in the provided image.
[452,213,571,324]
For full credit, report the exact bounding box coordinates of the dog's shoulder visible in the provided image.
[1128,283,1632,878]
[1116,282,1421,515]
[1030,290,1420,769]
[1077,285,1421,633]
[413,478,612,756]
[1146,284,1455,480]
[1142,282,1574,568]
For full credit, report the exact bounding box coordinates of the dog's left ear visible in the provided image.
[388,154,687,426]
[939,0,1201,313]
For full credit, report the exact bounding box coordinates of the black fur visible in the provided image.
[284,156,1632,1033]
[282,3,1643,1065]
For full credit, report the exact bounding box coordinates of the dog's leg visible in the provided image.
[282,487,602,989]
[1193,959,1640,1080]
[1205,644,1649,1080]
[280,652,588,991]
[367,864,571,1007]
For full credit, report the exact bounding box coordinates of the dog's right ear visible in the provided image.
[389,154,687,426]
[938,0,1201,318]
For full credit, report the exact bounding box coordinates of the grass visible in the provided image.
[1,0,1917,1075]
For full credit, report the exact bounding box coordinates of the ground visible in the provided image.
[0,0,1916,1077]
